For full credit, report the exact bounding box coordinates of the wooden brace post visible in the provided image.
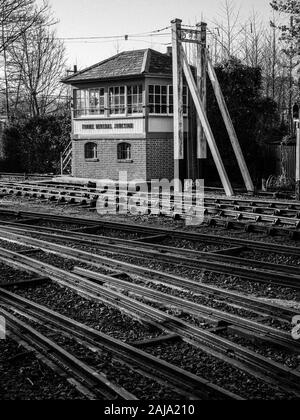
[207,58,254,193]
[171,19,184,192]
[180,44,234,197]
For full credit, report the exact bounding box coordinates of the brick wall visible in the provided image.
[72,139,147,180]
[146,138,174,180]
[72,137,174,182]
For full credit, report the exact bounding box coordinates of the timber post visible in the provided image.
[171,19,184,193]
[196,22,207,179]
[296,114,300,201]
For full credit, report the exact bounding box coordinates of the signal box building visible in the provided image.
[63,49,189,181]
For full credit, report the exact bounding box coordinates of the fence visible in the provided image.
[265,143,296,180]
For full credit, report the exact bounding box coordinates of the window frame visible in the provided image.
[74,85,146,118]
[88,88,105,115]
[148,84,188,116]
[84,142,98,161]
[117,142,132,162]
[74,89,105,117]
[109,85,126,116]
[127,84,143,115]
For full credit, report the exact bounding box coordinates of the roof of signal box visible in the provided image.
[62,49,174,84]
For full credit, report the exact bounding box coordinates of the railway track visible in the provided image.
[0,249,298,398]
[0,307,135,400]
[0,173,53,181]
[1,181,300,236]
[1,208,300,255]
[0,206,298,398]
[0,222,299,290]
[0,223,298,319]
[0,289,240,400]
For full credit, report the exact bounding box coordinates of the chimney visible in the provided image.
[166,46,172,57]
[74,65,78,74]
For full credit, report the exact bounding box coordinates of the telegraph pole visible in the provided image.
[196,22,207,179]
[171,19,184,192]
[1,5,10,121]
[295,104,300,200]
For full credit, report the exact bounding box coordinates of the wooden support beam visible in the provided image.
[207,59,254,193]
[296,117,300,200]
[180,45,234,197]
[196,22,207,161]
[172,19,184,191]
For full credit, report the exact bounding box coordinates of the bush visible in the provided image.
[1,114,71,174]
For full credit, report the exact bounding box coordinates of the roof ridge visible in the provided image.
[62,51,127,82]
[62,48,172,84]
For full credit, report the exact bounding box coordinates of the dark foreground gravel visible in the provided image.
[142,341,296,400]
[8,283,298,400]
[16,283,162,343]
[0,338,85,400]
[7,316,184,401]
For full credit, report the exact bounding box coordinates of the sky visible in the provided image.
[48,0,274,70]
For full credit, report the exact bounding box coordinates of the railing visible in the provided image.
[60,142,72,176]
[74,108,105,118]
[73,106,144,118]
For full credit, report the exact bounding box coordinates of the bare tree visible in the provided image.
[0,0,49,54]
[212,0,243,59]
[241,11,265,68]
[8,20,67,118]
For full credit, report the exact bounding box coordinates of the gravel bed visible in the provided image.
[0,230,297,302]
[7,229,297,302]
[0,238,32,253]
[5,313,181,401]
[0,215,19,222]
[46,240,297,301]
[240,250,300,267]
[159,238,225,252]
[115,276,291,331]
[122,292,212,330]
[142,341,296,400]
[92,227,149,240]
[0,264,37,285]
[30,221,85,231]
[216,330,300,370]
[2,195,300,246]
[0,338,85,400]
[16,283,161,343]
[191,226,300,247]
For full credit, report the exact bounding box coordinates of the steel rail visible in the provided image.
[0,227,298,289]
[0,208,300,255]
[1,208,300,255]
[0,307,136,400]
[3,224,295,322]
[0,226,299,322]
[0,249,299,396]
[0,289,239,400]
[1,180,299,209]
[1,222,300,279]
[2,181,300,227]
[73,267,299,352]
